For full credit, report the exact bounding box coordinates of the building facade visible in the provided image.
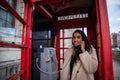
[111,32,120,48]
[111,33,117,47]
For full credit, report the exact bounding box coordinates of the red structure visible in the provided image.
[0,0,113,80]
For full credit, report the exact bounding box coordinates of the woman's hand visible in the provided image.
[81,41,86,53]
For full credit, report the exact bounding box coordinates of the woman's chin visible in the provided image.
[74,44,80,47]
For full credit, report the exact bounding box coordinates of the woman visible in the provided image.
[61,30,98,80]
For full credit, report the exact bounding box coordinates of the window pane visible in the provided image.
[6,0,25,18]
[0,7,7,20]
[64,29,73,38]
[32,30,52,48]
[60,59,63,68]
[0,27,21,44]
[84,27,87,36]
[60,29,63,38]
[0,19,23,44]
[64,49,68,53]
[0,47,21,79]
[32,39,52,48]
[7,13,14,24]
[8,0,16,9]
[60,39,63,48]
[16,0,25,18]
[60,49,63,58]
[64,28,82,38]
[48,30,51,39]
[32,31,51,39]
[6,22,13,28]
[0,19,6,27]
[64,39,72,48]
[0,6,15,28]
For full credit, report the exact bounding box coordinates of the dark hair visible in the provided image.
[70,30,92,76]
[72,30,91,52]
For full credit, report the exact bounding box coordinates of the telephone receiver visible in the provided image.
[74,45,82,54]
[75,45,81,51]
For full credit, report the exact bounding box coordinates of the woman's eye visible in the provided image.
[77,36,81,39]
[73,36,75,39]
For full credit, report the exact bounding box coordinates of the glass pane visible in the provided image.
[60,39,63,48]
[0,47,21,79]
[32,30,52,48]
[7,13,14,24]
[48,30,51,39]
[7,0,17,9]
[64,29,73,38]
[60,29,63,38]
[0,19,5,27]
[60,49,63,58]
[32,40,51,48]
[0,6,7,20]
[0,16,23,44]
[64,49,68,54]
[84,27,87,36]
[64,39,72,48]
[0,6,15,28]
[6,22,13,27]
[64,28,82,38]
[6,0,25,18]
[32,31,51,39]
[60,59,63,68]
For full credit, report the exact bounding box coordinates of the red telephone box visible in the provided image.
[0,0,113,80]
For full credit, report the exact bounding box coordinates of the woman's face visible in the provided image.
[72,32,83,47]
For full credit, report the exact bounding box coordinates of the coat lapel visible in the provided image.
[61,48,73,80]
[71,60,81,80]
[62,47,82,80]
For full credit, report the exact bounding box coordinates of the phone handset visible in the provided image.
[74,45,82,54]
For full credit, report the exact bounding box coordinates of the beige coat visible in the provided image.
[61,47,98,80]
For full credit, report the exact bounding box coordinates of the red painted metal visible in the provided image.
[0,0,31,80]
[43,5,54,16]
[33,0,62,5]
[21,3,33,80]
[55,27,60,80]
[0,0,114,80]
[0,0,26,25]
[90,2,104,80]
[96,0,114,80]
[23,0,33,7]
[7,70,25,80]
[35,5,53,22]
[31,0,40,2]
[87,20,103,80]
[55,7,89,16]
[56,18,89,29]
[52,1,73,8]
[0,42,26,48]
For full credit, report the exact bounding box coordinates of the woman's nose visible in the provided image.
[74,38,78,41]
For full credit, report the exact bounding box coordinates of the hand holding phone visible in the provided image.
[74,45,82,55]
[80,41,85,53]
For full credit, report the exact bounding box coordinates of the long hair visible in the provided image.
[71,30,92,63]
[70,30,92,78]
